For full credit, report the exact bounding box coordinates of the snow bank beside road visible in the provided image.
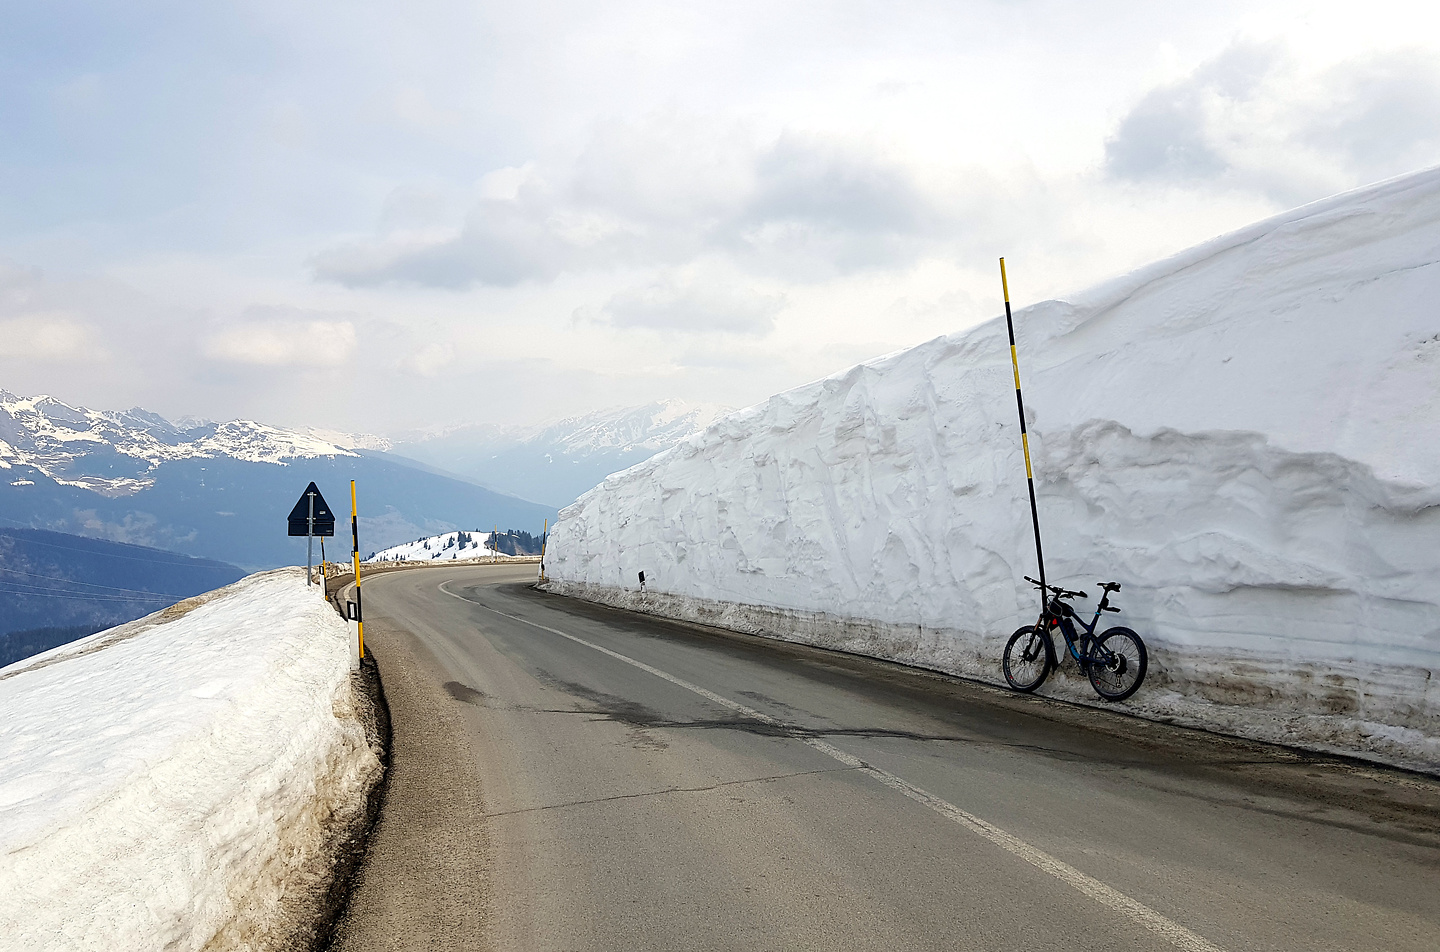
[544,168,1440,772]
[0,569,381,951]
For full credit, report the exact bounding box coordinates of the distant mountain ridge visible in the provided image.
[0,390,383,497]
[0,389,716,564]
[0,390,555,568]
[395,400,732,507]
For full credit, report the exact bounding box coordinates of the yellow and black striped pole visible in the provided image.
[350,479,365,659]
[1000,258,1048,609]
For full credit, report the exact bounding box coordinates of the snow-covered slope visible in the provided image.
[544,168,1440,771]
[366,529,514,563]
[0,570,380,949]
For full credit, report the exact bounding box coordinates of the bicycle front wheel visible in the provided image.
[1088,627,1147,701]
[1003,626,1051,692]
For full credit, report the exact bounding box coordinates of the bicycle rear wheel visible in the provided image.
[1087,627,1147,701]
[1003,626,1051,692]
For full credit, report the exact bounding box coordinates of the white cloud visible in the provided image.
[312,192,578,289]
[398,341,454,377]
[1104,42,1277,185]
[0,314,98,360]
[9,1,1440,434]
[1104,42,1440,204]
[1302,50,1440,178]
[311,120,1002,291]
[204,314,356,367]
[588,273,784,336]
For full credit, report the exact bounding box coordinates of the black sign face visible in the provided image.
[287,482,337,536]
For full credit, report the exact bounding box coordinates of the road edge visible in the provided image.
[535,578,1440,779]
[322,566,496,952]
[306,578,394,952]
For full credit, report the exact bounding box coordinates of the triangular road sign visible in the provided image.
[287,482,337,537]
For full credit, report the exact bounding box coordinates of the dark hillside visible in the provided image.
[0,528,245,666]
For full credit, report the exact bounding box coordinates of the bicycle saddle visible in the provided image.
[1099,581,1121,592]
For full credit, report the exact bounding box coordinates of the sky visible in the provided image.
[2,0,1439,436]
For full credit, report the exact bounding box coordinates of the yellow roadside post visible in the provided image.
[539,518,548,582]
[350,480,365,660]
[1000,257,1049,610]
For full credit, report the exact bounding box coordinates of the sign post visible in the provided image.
[307,491,315,585]
[287,482,336,588]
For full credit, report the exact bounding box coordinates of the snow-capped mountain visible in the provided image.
[0,391,377,497]
[295,426,393,454]
[0,391,556,569]
[395,399,733,507]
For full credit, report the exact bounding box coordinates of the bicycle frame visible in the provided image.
[1036,590,1116,669]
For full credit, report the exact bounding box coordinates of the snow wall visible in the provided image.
[0,569,382,951]
[543,168,1440,773]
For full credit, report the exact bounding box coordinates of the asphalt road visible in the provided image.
[330,563,1440,952]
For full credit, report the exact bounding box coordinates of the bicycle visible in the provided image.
[1002,576,1148,702]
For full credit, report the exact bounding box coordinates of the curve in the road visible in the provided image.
[331,563,1440,952]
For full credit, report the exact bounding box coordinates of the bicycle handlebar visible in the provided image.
[1022,576,1087,599]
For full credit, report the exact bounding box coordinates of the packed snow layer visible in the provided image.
[544,168,1440,771]
[365,529,514,563]
[0,569,381,950]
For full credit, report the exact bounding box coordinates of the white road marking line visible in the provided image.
[439,582,1228,952]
